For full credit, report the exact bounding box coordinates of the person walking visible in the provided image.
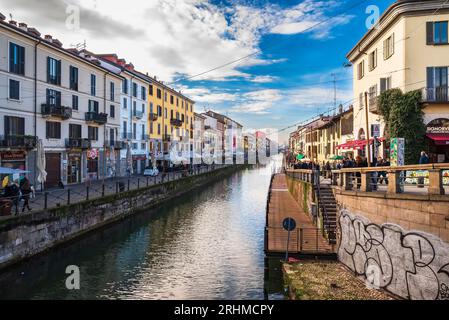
[418,151,429,188]
[19,176,32,212]
[4,180,20,215]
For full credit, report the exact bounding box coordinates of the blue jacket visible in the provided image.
[419,155,429,164]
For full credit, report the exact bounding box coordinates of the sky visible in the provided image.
[0,0,393,143]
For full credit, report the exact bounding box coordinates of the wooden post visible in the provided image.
[364,92,371,167]
[428,169,444,195]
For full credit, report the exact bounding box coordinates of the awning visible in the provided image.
[426,134,449,145]
[337,137,385,150]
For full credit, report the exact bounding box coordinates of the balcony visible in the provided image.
[0,135,37,149]
[163,134,171,142]
[422,87,449,103]
[368,95,380,114]
[205,125,211,130]
[85,112,108,125]
[133,110,144,120]
[41,104,72,120]
[65,138,91,149]
[170,118,183,127]
[149,113,158,121]
[105,140,125,149]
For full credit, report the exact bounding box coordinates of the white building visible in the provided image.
[0,16,123,187]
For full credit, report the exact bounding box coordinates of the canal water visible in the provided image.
[0,163,283,300]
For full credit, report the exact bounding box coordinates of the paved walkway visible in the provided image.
[266,174,333,254]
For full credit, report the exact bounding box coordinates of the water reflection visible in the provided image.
[0,165,280,300]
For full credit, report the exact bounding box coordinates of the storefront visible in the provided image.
[67,151,82,184]
[87,148,99,180]
[132,154,147,174]
[0,151,27,170]
[425,118,449,163]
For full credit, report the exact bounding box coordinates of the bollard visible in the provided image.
[138,178,140,189]
[67,189,71,205]
[86,186,89,201]
[44,192,48,209]
[128,179,130,191]
[102,183,105,197]
[146,177,149,187]
[116,182,118,194]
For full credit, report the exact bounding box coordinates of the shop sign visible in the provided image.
[371,124,380,138]
[132,154,147,161]
[87,149,99,160]
[1,151,26,161]
[426,118,449,134]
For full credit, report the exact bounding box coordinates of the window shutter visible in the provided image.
[19,46,25,74]
[426,22,434,45]
[57,60,61,85]
[56,91,61,107]
[47,57,51,83]
[380,78,386,93]
[391,33,395,56]
[427,67,434,89]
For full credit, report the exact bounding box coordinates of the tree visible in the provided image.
[378,89,426,164]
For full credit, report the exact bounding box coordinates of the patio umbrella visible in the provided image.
[296,154,305,160]
[330,155,344,160]
[126,143,133,174]
[36,139,47,184]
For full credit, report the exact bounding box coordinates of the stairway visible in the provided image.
[316,185,337,245]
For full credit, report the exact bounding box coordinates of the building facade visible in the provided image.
[0,17,123,188]
[347,0,449,162]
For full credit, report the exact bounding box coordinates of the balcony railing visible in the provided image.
[170,118,183,127]
[85,112,108,124]
[65,138,91,149]
[41,104,72,120]
[149,113,158,121]
[422,87,449,103]
[368,95,379,114]
[105,140,125,149]
[133,110,144,119]
[163,134,171,142]
[121,132,133,140]
[0,135,37,149]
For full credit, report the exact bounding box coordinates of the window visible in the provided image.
[133,101,137,113]
[46,89,61,107]
[141,124,145,139]
[368,49,377,71]
[380,76,392,93]
[69,124,81,139]
[182,101,184,109]
[165,108,168,119]
[88,126,99,141]
[171,110,174,119]
[141,86,146,100]
[359,92,364,110]
[158,124,161,135]
[9,43,25,75]
[133,83,138,98]
[186,102,189,111]
[132,143,138,150]
[141,143,146,150]
[72,95,79,110]
[157,88,162,99]
[122,79,128,94]
[123,97,128,109]
[368,84,378,102]
[157,105,162,116]
[170,95,174,104]
[149,85,153,96]
[4,116,24,137]
[110,82,115,101]
[142,103,145,113]
[181,114,184,122]
[88,100,99,113]
[110,128,115,143]
[46,121,61,139]
[110,105,115,118]
[150,122,153,134]
[9,79,20,100]
[47,57,61,85]
[357,61,365,80]
[176,98,179,106]
[91,74,96,96]
[123,121,127,137]
[69,66,79,91]
[426,67,448,101]
[133,123,137,140]
[150,103,154,114]
[164,92,167,102]
[427,21,448,45]
[383,33,395,60]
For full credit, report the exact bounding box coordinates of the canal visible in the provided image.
[0,163,283,300]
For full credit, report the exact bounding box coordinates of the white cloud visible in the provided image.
[231,89,282,114]
[250,75,278,83]
[286,87,353,107]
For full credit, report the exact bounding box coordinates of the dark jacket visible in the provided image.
[419,154,429,165]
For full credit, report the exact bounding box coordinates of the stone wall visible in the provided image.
[334,189,449,300]
[0,166,244,270]
[285,176,314,217]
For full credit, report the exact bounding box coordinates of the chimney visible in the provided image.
[0,13,5,21]
[154,76,157,80]
[44,34,53,42]
[338,104,343,114]
[9,20,17,26]
[18,22,27,31]
[52,39,63,47]
[27,27,41,37]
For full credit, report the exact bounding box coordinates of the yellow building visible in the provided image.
[347,0,449,163]
[148,79,195,163]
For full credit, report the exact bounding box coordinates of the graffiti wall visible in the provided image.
[338,210,449,300]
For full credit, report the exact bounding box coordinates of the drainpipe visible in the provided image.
[129,75,135,173]
[34,39,42,188]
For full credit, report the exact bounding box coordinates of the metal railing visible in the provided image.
[331,163,449,195]
[266,226,333,253]
[85,112,108,124]
[41,104,72,120]
[422,87,449,103]
[0,164,230,217]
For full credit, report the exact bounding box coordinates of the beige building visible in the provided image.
[347,0,449,162]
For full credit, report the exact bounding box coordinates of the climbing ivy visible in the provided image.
[378,88,426,164]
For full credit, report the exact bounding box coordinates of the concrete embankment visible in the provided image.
[0,165,245,271]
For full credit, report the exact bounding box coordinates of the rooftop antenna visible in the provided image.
[9,13,13,20]
[70,40,87,51]
[331,73,337,116]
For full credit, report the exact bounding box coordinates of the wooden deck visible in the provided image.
[266,174,334,255]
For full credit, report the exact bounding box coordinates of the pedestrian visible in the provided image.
[418,151,429,188]
[4,180,21,215]
[19,176,32,212]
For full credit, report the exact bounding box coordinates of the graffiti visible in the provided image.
[338,210,449,300]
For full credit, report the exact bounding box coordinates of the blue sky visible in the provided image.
[3,0,394,142]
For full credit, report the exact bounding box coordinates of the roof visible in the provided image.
[204,110,243,128]
[0,19,124,80]
[346,0,449,61]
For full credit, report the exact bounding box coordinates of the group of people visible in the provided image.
[1,176,33,215]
